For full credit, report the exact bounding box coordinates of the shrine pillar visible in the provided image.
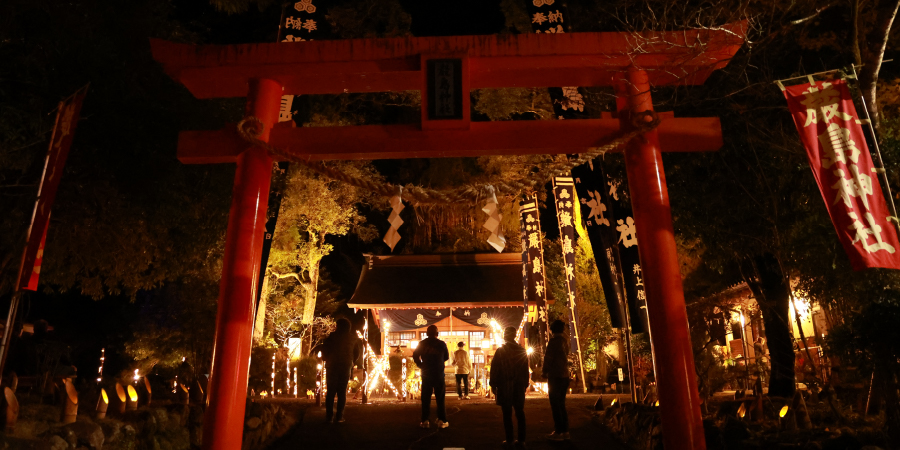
[202,78,282,450]
[617,67,706,450]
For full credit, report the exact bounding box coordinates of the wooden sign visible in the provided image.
[426,59,463,120]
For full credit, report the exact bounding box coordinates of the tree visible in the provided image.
[261,162,379,340]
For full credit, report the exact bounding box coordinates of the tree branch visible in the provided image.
[789,1,838,25]
[270,271,302,283]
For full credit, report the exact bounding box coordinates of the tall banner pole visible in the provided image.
[552,177,587,392]
[0,86,88,385]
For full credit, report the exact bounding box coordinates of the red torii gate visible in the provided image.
[151,22,745,450]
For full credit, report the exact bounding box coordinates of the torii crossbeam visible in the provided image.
[151,22,745,450]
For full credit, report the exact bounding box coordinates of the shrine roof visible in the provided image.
[347,253,525,309]
[150,22,746,98]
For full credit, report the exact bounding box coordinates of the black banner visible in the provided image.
[279,0,333,42]
[519,197,549,345]
[255,162,289,327]
[607,177,650,334]
[525,0,568,35]
[572,160,628,328]
[552,177,581,350]
[522,0,588,122]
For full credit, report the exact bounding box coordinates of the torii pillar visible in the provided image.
[151,23,745,450]
[618,67,705,446]
[200,78,282,450]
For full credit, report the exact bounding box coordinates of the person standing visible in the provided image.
[452,342,471,400]
[490,326,529,449]
[412,325,449,429]
[542,320,571,441]
[389,345,403,398]
[319,318,361,423]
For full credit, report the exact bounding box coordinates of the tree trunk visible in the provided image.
[858,0,900,130]
[876,362,900,445]
[253,274,270,345]
[740,253,796,398]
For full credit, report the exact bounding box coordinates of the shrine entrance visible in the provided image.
[151,22,746,450]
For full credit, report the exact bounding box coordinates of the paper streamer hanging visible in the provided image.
[383,188,404,251]
[482,186,506,252]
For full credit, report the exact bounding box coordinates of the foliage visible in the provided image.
[264,162,378,342]
[123,281,218,374]
[326,0,412,38]
[0,0,238,299]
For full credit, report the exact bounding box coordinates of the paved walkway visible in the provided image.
[267,394,628,450]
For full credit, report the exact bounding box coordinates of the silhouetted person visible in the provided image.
[319,318,360,423]
[543,320,571,441]
[490,326,529,449]
[452,341,471,400]
[412,324,449,428]
[389,345,403,397]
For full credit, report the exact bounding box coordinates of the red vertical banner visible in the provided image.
[17,87,88,290]
[783,79,900,270]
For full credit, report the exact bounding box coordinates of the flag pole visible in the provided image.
[850,64,900,236]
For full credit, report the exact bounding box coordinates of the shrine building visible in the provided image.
[348,253,531,364]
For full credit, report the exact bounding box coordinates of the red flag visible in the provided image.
[17,87,88,290]
[783,79,900,270]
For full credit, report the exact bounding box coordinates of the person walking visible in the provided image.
[412,324,449,429]
[543,320,571,441]
[318,318,361,423]
[452,342,471,400]
[490,326,529,449]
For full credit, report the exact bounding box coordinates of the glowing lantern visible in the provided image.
[4,387,18,430]
[113,383,127,414]
[96,388,109,419]
[61,378,78,424]
[142,376,153,406]
[126,385,138,411]
[176,382,190,405]
[779,405,789,417]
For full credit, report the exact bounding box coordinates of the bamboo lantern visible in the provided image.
[190,379,204,404]
[792,391,812,430]
[176,382,189,405]
[60,378,78,424]
[126,385,138,411]
[3,387,18,432]
[96,388,109,419]
[113,383,127,414]
[141,376,152,406]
